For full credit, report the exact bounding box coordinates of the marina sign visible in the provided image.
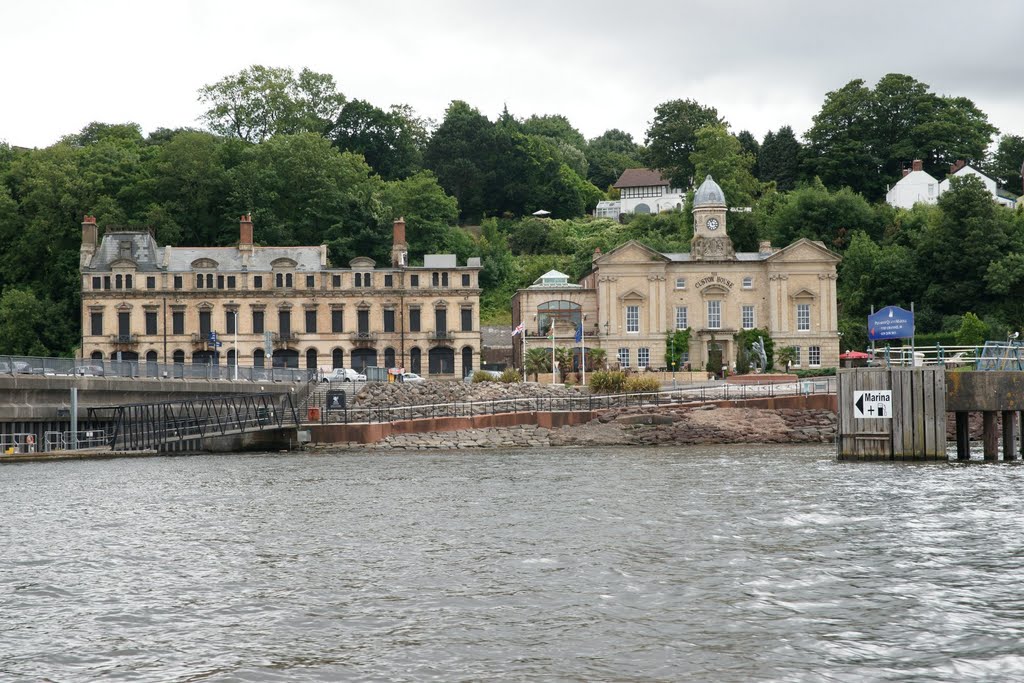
[853,390,892,419]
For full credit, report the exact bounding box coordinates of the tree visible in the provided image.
[757,126,802,191]
[665,329,691,372]
[775,346,797,373]
[0,288,68,356]
[525,346,551,381]
[991,134,1024,194]
[423,100,493,221]
[585,129,643,191]
[332,99,424,180]
[803,79,880,197]
[643,99,725,188]
[766,179,881,250]
[198,65,346,142]
[586,347,607,372]
[380,171,460,259]
[554,346,574,382]
[689,124,759,207]
[954,312,988,346]
[733,328,775,373]
[736,130,760,178]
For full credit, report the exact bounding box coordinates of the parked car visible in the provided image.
[464,369,502,383]
[73,364,105,377]
[323,368,366,383]
[400,372,426,383]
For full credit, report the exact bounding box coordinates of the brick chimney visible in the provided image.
[950,159,966,174]
[592,246,602,265]
[80,215,98,268]
[902,168,910,177]
[758,240,773,255]
[911,159,923,172]
[239,214,253,252]
[391,217,408,267]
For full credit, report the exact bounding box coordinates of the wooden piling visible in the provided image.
[1003,411,1017,461]
[956,412,970,460]
[983,411,999,460]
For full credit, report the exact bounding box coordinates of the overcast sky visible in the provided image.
[3,0,1022,150]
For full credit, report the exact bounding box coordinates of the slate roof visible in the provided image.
[613,168,670,189]
[167,246,324,272]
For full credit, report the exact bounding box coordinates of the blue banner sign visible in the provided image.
[868,306,915,341]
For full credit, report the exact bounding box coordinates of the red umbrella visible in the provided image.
[839,350,872,360]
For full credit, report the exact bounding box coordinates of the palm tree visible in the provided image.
[586,347,607,371]
[554,347,574,382]
[775,346,797,373]
[525,347,550,381]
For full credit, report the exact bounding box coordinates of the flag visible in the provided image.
[512,322,525,336]
[574,324,583,344]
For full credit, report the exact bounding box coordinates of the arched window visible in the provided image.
[91,350,103,360]
[285,273,293,288]
[332,348,344,369]
[384,347,396,369]
[227,349,236,368]
[461,346,474,377]
[115,274,123,289]
[537,300,582,336]
[355,272,362,287]
[276,273,283,288]
[172,349,185,364]
[253,348,265,368]
[146,350,158,363]
[306,348,318,369]
[125,274,132,289]
[410,347,421,374]
[197,274,204,288]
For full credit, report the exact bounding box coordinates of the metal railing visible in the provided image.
[315,377,836,425]
[0,354,315,383]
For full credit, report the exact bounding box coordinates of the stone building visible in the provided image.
[79,215,483,377]
[513,175,841,373]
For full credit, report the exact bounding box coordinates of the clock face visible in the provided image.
[706,217,720,231]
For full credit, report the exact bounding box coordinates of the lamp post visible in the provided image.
[232,310,239,380]
[671,333,676,389]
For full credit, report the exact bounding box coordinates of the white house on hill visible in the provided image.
[886,159,1017,209]
[938,161,1017,208]
[612,168,686,216]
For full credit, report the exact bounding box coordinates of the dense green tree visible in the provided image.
[520,114,587,150]
[379,171,461,259]
[766,179,881,250]
[585,129,643,191]
[643,99,725,188]
[837,231,919,319]
[757,126,801,191]
[198,65,346,142]
[736,130,760,178]
[424,100,493,221]
[0,288,70,356]
[331,99,424,180]
[991,134,1024,194]
[954,312,988,346]
[803,79,880,197]
[689,124,759,206]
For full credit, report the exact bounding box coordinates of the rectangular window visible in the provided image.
[173,275,182,290]
[675,306,688,330]
[331,309,343,333]
[707,300,721,329]
[252,311,264,334]
[409,308,421,332]
[206,273,214,289]
[442,272,449,287]
[103,275,111,289]
[90,312,103,336]
[435,308,447,335]
[253,275,263,289]
[742,305,755,330]
[809,346,821,367]
[305,309,317,333]
[172,311,185,335]
[626,305,639,333]
[383,309,395,333]
[742,276,753,289]
[147,276,156,290]
[92,276,101,290]
[226,311,237,334]
[145,311,157,335]
[792,346,802,367]
[384,274,393,288]
[227,276,236,289]
[199,311,211,336]
[461,307,472,332]
[196,274,204,289]
[357,309,369,334]
[306,275,315,288]
[797,303,810,331]
[217,275,224,289]
[462,273,470,287]
[638,347,650,368]
[332,274,341,288]
[279,311,291,338]
[675,278,686,289]
[618,347,630,368]
[432,272,439,287]
[117,311,130,338]
[410,274,419,288]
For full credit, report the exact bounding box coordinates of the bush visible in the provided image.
[471,370,497,383]
[588,370,626,393]
[499,368,522,383]
[793,368,836,378]
[625,375,662,393]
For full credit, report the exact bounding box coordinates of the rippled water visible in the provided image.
[4,446,1024,681]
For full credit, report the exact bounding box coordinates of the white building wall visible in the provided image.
[885,171,939,209]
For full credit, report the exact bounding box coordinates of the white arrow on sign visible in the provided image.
[853,390,892,419]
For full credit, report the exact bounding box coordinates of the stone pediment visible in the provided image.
[596,240,669,265]
[767,238,841,264]
[789,287,817,299]
[270,257,298,269]
[191,257,219,269]
[108,258,138,269]
[617,288,647,302]
[699,284,731,297]
[349,256,376,268]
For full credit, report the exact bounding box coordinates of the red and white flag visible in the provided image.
[512,322,525,336]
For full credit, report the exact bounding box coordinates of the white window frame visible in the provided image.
[626,305,640,333]
[675,306,688,330]
[792,346,802,367]
[707,300,721,330]
[796,303,810,331]
[675,278,686,290]
[742,305,755,330]
[742,276,753,289]
[638,347,650,368]
[809,346,821,367]
[618,347,630,368]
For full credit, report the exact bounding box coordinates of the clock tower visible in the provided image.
[690,175,734,261]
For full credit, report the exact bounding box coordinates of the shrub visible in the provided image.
[793,368,836,378]
[499,368,522,383]
[625,375,662,393]
[471,370,497,383]
[588,370,626,393]
[564,374,577,387]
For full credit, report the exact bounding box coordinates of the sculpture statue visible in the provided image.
[750,336,768,372]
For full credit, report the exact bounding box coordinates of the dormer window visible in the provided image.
[118,241,132,260]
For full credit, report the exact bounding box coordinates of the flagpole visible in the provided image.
[522,329,527,382]
[581,325,586,386]
[551,323,556,385]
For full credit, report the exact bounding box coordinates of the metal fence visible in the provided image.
[315,377,837,425]
[0,354,315,383]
